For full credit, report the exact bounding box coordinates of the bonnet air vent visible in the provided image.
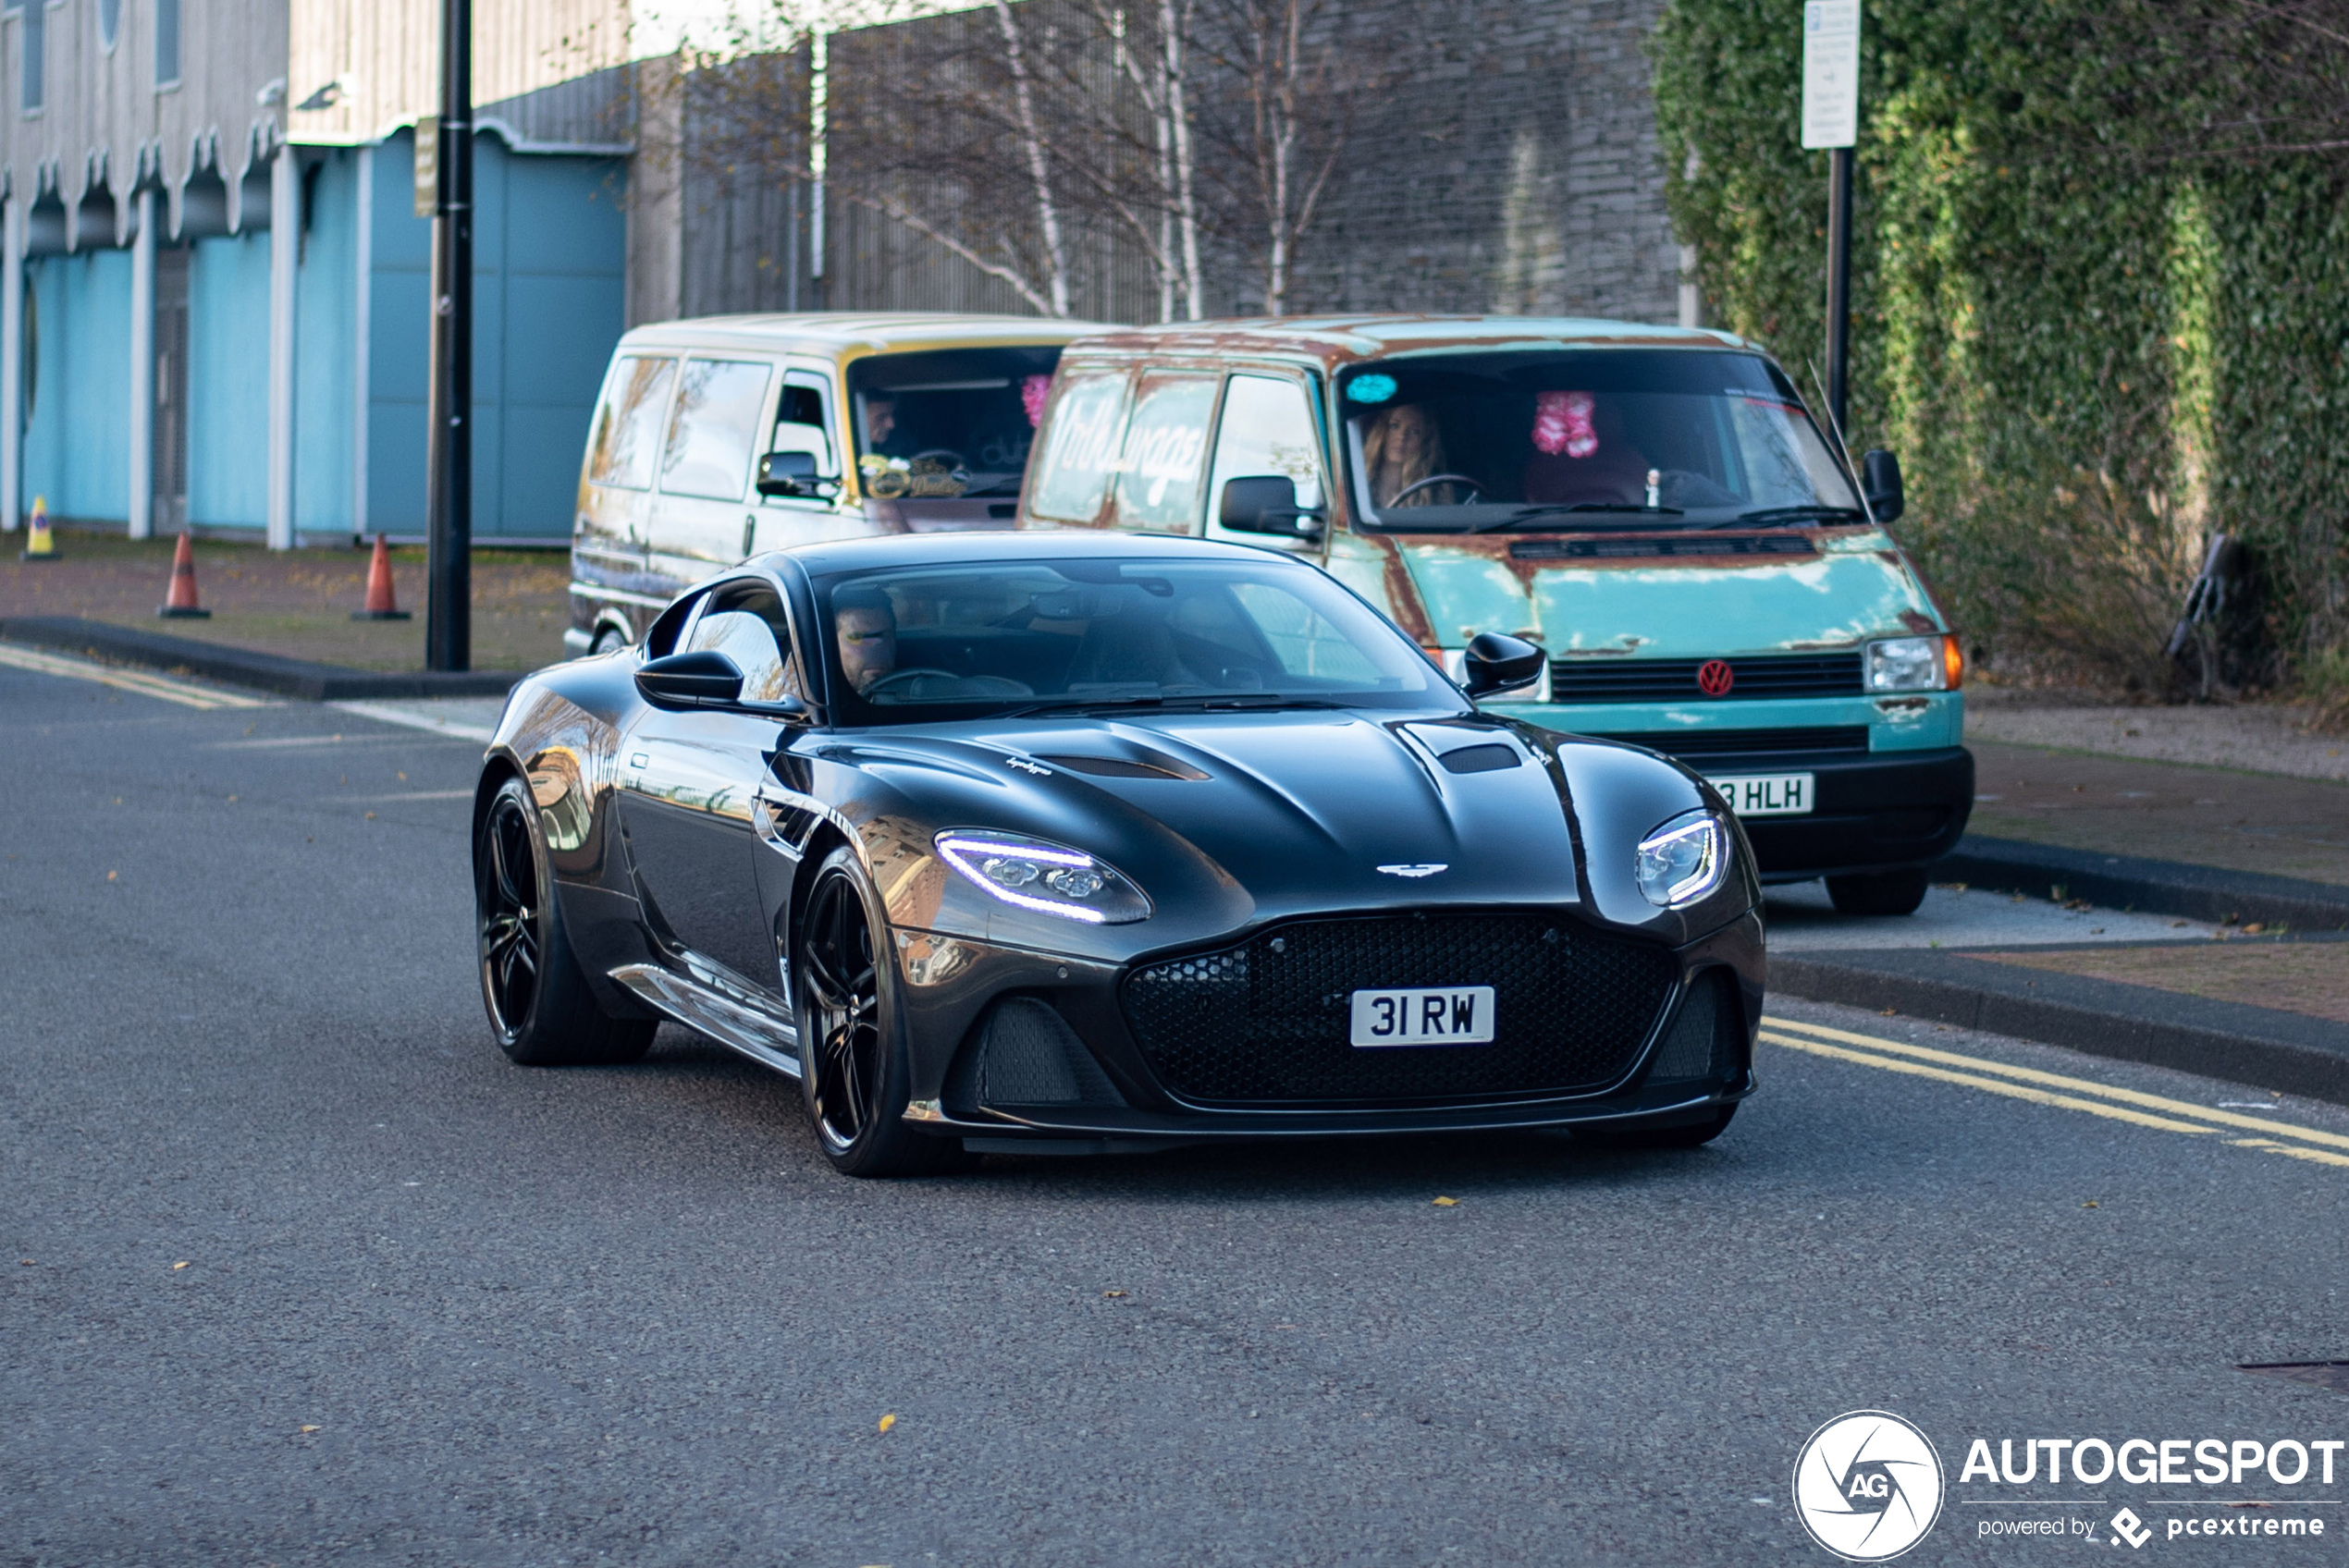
[1510,535,1817,560]
[1438,743,1521,775]
[1037,752,1210,781]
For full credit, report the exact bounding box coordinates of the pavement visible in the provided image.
[8,655,2349,1565]
[0,527,570,673]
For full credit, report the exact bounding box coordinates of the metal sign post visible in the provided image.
[424,0,473,671]
[1802,0,1860,439]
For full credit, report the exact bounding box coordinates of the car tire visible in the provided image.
[475,776,657,1067]
[794,846,969,1178]
[589,624,630,657]
[1826,866,1931,916]
[1580,1103,1737,1149]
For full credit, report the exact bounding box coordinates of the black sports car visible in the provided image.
[473,532,1763,1175]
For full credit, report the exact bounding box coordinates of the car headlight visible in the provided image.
[934,830,1152,925]
[1866,634,1962,692]
[1636,810,1728,908]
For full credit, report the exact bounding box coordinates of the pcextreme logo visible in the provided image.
[1793,1410,1948,1562]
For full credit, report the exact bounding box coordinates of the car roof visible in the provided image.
[756,528,1296,579]
[1059,314,1753,369]
[617,312,1115,357]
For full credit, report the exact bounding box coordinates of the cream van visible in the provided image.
[565,313,1108,655]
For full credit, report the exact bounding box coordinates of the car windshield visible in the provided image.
[847,346,1064,504]
[1340,349,1863,532]
[815,557,1460,725]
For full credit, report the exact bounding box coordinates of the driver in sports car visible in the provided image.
[834,586,898,693]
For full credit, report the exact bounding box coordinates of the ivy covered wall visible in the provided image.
[1652,0,2349,693]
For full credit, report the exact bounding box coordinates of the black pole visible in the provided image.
[1824,145,1853,442]
[424,0,473,672]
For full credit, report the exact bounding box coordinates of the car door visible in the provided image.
[1203,372,1330,557]
[646,358,779,595]
[619,578,806,993]
[1108,371,1220,534]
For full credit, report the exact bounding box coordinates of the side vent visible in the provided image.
[1645,970,1743,1085]
[946,997,1127,1111]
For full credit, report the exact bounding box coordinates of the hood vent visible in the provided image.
[1037,751,1209,781]
[1511,535,1817,560]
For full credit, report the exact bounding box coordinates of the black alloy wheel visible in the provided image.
[473,776,656,1066]
[794,846,966,1177]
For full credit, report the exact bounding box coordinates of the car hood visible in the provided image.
[1392,531,1943,655]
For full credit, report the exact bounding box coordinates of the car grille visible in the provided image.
[1588,726,1870,761]
[1121,913,1678,1106]
[1549,653,1862,703]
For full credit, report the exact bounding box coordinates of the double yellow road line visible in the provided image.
[1760,1015,2349,1170]
[0,642,269,710]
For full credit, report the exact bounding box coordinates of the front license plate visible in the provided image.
[1707,771,1815,816]
[1348,986,1497,1047]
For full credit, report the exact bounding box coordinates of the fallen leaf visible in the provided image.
[1878,1008,1897,1016]
[18,1258,31,1266]
[227,794,238,802]
[2082,1200,2098,1207]
[364,812,377,820]
[1431,1196,1458,1207]
[172,1261,190,1270]
[1102,1290,1127,1298]
[397,772,407,781]
[299,1425,320,1434]
[878,1413,896,1433]
[106,871,117,881]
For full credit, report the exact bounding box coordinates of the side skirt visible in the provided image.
[608,962,804,1079]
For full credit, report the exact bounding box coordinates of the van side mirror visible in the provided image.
[1461,631,1545,698]
[1861,448,1904,523]
[1219,475,1326,538]
[757,449,827,498]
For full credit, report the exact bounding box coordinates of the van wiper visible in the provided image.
[1470,502,1684,534]
[1706,504,1866,529]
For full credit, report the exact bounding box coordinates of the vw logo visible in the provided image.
[1697,658,1736,697]
[1791,1411,1944,1561]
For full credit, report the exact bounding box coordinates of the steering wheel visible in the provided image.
[909,448,969,470]
[864,668,1033,701]
[1388,473,1484,506]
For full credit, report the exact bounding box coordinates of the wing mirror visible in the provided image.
[756,449,833,498]
[1219,475,1327,538]
[633,650,817,723]
[1861,448,1904,523]
[1461,631,1545,698]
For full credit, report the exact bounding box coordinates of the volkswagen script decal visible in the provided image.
[1376,864,1448,878]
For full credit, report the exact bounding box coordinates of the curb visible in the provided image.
[0,615,525,701]
[1770,946,2349,1106]
[1939,834,2349,932]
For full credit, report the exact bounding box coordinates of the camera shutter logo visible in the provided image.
[1791,1411,1945,1561]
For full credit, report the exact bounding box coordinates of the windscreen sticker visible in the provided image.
[1347,373,1397,405]
[1533,390,1598,458]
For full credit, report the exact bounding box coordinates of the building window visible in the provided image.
[154,0,178,87]
[22,0,43,112]
[98,0,118,51]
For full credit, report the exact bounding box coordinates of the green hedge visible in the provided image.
[1651,0,2349,693]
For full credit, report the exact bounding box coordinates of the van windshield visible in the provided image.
[1340,349,1863,533]
[847,346,1064,506]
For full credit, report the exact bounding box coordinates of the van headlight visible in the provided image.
[1866,634,1961,692]
[1636,810,1728,908]
[935,830,1152,924]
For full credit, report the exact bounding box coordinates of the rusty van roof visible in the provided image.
[616,312,1113,358]
[1059,315,1755,368]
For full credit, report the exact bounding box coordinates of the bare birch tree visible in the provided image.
[1198,0,1354,314]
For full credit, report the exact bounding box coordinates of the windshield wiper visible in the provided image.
[1705,505,1866,530]
[1003,692,1348,718]
[1470,502,1684,534]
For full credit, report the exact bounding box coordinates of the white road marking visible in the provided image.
[331,698,504,745]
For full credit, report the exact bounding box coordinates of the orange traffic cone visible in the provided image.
[157,531,210,619]
[351,533,412,620]
[19,496,58,561]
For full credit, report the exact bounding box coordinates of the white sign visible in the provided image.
[1802,0,1861,150]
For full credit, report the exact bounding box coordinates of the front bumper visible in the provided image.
[1703,745,1974,881]
[889,908,1764,1146]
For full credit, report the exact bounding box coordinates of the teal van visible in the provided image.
[1015,317,1971,914]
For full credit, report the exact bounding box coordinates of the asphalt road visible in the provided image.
[6,655,2348,1567]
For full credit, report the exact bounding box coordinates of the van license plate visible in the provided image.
[1349,986,1497,1047]
[1708,772,1814,816]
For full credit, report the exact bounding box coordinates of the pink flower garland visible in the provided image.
[1532,390,1599,459]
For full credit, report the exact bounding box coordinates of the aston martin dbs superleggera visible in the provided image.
[473,532,1763,1175]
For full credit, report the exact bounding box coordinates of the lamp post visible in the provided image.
[424,0,473,671]
[1802,0,1860,441]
